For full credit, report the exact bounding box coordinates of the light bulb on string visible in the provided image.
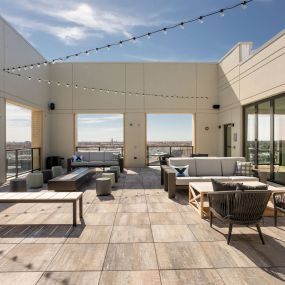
[132,37,136,43]
[107,45,111,51]
[147,33,151,39]
[91,88,95,92]
[28,76,32,80]
[57,82,60,86]
[119,41,123,47]
[66,83,70,88]
[37,63,41,68]
[180,22,185,29]
[241,1,247,9]
[30,65,34,69]
[17,67,21,71]
[83,87,87,91]
[44,62,48,66]
[74,84,78,88]
[198,16,204,24]
[85,51,90,56]
[219,9,225,17]
[163,28,167,35]
[48,81,51,85]
[38,78,42,83]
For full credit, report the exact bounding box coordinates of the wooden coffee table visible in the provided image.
[48,168,94,192]
[189,181,282,218]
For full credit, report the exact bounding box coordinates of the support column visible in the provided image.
[0,98,6,183]
[124,112,146,168]
[31,110,43,170]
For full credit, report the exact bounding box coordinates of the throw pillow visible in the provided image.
[235,161,253,176]
[172,165,189,177]
[111,153,120,161]
[72,155,83,162]
[236,183,268,191]
[211,179,239,192]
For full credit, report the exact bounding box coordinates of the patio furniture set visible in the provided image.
[161,156,285,244]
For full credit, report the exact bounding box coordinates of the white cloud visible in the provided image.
[78,115,123,125]
[2,0,171,45]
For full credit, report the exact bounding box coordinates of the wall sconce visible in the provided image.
[205,126,209,131]
[231,123,235,127]
[218,125,221,129]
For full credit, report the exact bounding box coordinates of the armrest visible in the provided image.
[119,157,124,172]
[163,167,176,199]
[67,158,72,172]
[273,191,285,208]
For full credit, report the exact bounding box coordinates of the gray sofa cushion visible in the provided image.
[89,152,105,161]
[168,157,196,176]
[202,176,232,182]
[236,183,268,191]
[211,179,239,192]
[196,158,222,176]
[71,161,90,167]
[86,161,105,167]
[176,177,205,185]
[221,157,245,176]
[230,176,258,182]
[105,161,119,166]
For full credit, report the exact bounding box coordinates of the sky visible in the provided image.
[6,103,31,142]
[2,0,285,142]
[0,0,284,62]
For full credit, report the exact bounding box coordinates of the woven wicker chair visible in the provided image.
[208,190,272,244]
[273,191,285,227]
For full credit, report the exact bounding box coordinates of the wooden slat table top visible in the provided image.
[189,181,280,193]
[0,191,82,202]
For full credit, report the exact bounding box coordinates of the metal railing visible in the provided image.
[76,145,124,157]
[147,145,194,166]
[6,148,41,178]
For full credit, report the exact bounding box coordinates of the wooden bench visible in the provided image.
[0,191,83,226]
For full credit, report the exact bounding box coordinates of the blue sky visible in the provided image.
[1,0,284,62]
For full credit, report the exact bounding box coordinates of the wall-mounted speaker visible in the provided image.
[212,104,220,109]
[49,103,55,110]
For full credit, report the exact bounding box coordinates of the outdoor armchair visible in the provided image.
[208,190,272,244]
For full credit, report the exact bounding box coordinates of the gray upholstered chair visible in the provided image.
[208,190,272,244]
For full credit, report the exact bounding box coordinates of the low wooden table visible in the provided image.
[0,191,83,226]
[189,181,282,218]
[48,168,94,192]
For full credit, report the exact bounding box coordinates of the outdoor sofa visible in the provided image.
[162,157,259,198]
[67,151,124,172]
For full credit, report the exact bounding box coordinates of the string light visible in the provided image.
[2,1,253,72]
[219,9,225,17]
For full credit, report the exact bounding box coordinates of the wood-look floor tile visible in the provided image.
[149,213,185,225]
[114,213,150,225]
[188,224,226,241]
[217,267,285,285]
[155,242,213,269]
[122,190,145,196]
[37,271,101,285]
[110,225,153,243]
[147,203,178,213]
[0,244,16,260]
[117,203,148,213]
[47,244,108,271]
[86,204,119,213]
[84,212,116,225]
[0,225,35,243]
[67,226,112,243]
[119,195,146,204]
[146,195,173,203]
[22,225,73,244]
[104,243,158,270]
[200,241,261,268]
[100,271,161,285]
[0,243,61,271]
[152,225,196,242]
[180,211,209,225]
[0,272,43,285]
[160,269,224,285]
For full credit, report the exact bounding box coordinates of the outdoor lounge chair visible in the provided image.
[273,191,285,227]
[208,190,272,244]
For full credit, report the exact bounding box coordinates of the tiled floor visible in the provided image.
[0,168,285,284]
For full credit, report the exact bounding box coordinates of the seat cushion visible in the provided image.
[105,161,119,166]
[168,157,196,176]
[196,158,222,176]
[86,161,105,167]
[176,176,205,186]
[71,161,89,167]
[221,157,246,176]
[236,183,268,191]
[202,176,232,182]
[230,176,258,182]
[89,152,105,162]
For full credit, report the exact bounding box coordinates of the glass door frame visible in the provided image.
[243,93,285,183]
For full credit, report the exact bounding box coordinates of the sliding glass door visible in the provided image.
[274,96,285,184]
[244,93,285,185]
